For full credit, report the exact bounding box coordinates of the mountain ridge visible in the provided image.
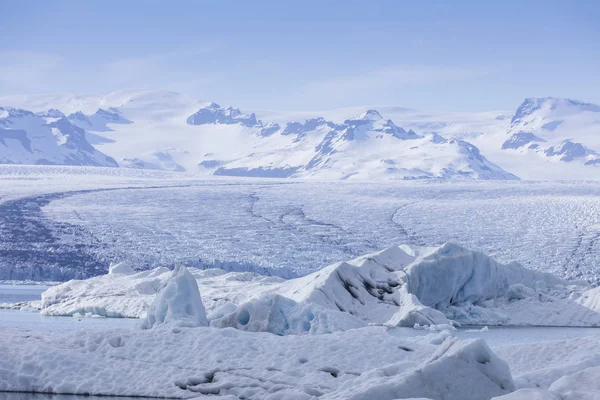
[503,97,600,167]
[0,90,598,180]
[0,106,118,167]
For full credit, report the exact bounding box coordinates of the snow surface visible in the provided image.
[0,325,517,399]
[491,335,600,399]
[2,317,599,399]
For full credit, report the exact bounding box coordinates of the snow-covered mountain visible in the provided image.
[0,90,598,180]
[210,109,517,180]
[0,90,518,180]
[278,97,600,180]
[181,100,517,180]
[0,107,118,167]
[501,97,600,166]
[68,108,132,133]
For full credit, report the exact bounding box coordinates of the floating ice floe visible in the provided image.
[39,266,173,318]
[36,242,600,332]
[39,266,281,319]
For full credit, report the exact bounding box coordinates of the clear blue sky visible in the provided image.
[1,0,598,111]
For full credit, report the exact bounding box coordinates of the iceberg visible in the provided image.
[140,265,208,329]
[36,242,600,331]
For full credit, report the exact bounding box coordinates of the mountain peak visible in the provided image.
[512,97,600,124]
[37,109,66,119]
[187,103,260,128]
[358,109,383,121]
[0,107,117,167]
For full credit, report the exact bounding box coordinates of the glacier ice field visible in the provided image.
[1,171,597,283]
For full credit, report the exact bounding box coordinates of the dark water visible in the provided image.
[0,284,47,304]
[0,285,138,331]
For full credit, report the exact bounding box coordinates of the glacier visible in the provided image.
[1,168,600,284]
[28,177,600,284]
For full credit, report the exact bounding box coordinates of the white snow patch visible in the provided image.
[0,325,517,399]
[108,261,135,275]
[549,365,600,398]
[328,338,515,400]
[492,365,600,399]
[492,389,562,399]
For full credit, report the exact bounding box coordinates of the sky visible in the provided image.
[1,0,599,112]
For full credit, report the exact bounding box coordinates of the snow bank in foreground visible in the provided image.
[37,242,600,331]
[140,265,207,329]
[549,365,600,398]
[493,365,600,399]
[2,324,599,399]
[0,326,515,399]
[327,338,514,400]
